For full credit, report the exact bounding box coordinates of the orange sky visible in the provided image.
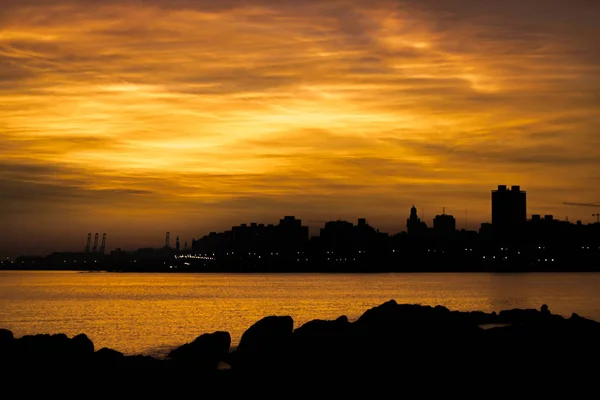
[1,0,599,257]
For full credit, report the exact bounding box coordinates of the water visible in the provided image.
[1,271,600,358]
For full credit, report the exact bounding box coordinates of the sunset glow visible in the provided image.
[1,0,599,256]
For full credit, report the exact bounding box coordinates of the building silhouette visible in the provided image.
[191,216,309,265]
[318,218,380,252]
[406,206,427,236]
[277,216,309,252]
[492,185,526,237]
[433,210,456,236]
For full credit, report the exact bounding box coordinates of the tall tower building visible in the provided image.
[433,209,456,235]
[491,185,526,234]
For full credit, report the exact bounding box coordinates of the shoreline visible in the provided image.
[3,267,600,273]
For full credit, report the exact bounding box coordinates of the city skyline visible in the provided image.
[5,207,467,259]
[2,0,600,257]
[4,184,599,259]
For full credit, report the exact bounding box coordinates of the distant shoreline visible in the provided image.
[2,268,600,273]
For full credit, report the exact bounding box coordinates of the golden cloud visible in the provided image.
[1,0,599,254]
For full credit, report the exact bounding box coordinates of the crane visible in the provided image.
[85,233,91,253]
[99,233,107,254]
[563,202,600,223]
[92,233,99,252]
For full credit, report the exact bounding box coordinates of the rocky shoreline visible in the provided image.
[2,300,599,389]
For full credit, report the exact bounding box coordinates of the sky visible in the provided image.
[1,0,599,257]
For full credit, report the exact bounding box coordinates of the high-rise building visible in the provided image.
[433,211,456,235]
[491,185,527,232]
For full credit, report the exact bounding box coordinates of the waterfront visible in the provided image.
[1,271,599,358]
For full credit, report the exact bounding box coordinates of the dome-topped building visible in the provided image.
[407,205,427,236]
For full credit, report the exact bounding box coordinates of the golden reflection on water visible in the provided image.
[1,271,599,358]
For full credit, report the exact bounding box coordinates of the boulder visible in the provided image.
[497,305,563,324]
[17,333,71,358]
[353,300,473,338]
[0,328,14,343]
[294,315,352,338]
[167,331,231,370]
[71,333,95,356]
[237,315,294,355]
[231,315,294,370]
[291,316,353,371]
[348,301,485,373]
[0,328,14,349]
[95,347,125,364]
[7,332,95,367]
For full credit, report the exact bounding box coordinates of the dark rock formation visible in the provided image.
[4,332,95,367]
[1,300,599,391]
[94,347,125,364]
[0,328,14,352]
[71,333,95,354]
[290,315,353,372]
[226,300,600,382]
[228,315,294,370]
[167,331,231,370]
[293,315,352,341]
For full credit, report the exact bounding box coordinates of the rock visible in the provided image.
[3,300,600,379]
[232,315,294,370]
[290,316,353,371]
[238,315,294,355]
[6,332,95,367]
[0,329,14,342]
[353,300,469,337]
[498,308,540,323]
[0,329,15,361]
[17,333,70,358]
[541,304,550,315]
[121,354,162,369]
[95,347,125,363]
[168,331,231,370]
[0,329,14,349]
[350,302,502,374]
[567,312,600,331]
[294,315,352,338]
[71,333,95,355]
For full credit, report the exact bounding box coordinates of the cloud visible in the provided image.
[0,0,599,255]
